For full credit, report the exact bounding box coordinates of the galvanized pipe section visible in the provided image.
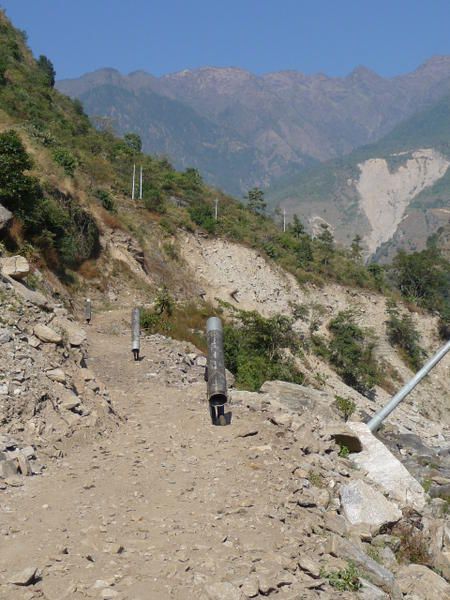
[84,298,92,323]
[368,338,450,432]
[131,307,140,358]
[206,317,227,406]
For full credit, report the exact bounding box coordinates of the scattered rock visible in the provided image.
[45,368,66,383]
[340,480,402,532]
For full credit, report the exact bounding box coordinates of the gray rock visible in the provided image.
[0,327,12,344]
[0,459,17,478]
[205,581,244,600]
[9,566,39,586]
[358,578,389,599]
[340,480,402,532]
[240,575,259,598]
[45,368,66,383]
[0,203,12,231]
[1,255,29,280]
[259,380,337,419]
[34,324,62,344]
[52,317,86,346]
[298,556,321,578]
[395,564,450,599]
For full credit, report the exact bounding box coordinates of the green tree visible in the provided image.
[351,234,363,262]
[0,129,39,213]
[290,214,305,238]
[124,133,142,153]
[37,55,55,87]
[317,223,334,265]
[245,187,266,215]
[385,301,425,371]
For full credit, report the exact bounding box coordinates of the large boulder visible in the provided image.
[340,480,402,532]
[395,564,450,599]
[1,255,29,280]
[347,422,426,510]
[259,380,337,420]
[34,324,62,344]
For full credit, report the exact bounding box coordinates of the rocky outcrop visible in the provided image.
[0,255,30,280]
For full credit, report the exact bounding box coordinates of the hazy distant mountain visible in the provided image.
[267,93,450,260]
[58,57,450,195]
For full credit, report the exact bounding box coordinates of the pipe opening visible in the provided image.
[209,393,227,407]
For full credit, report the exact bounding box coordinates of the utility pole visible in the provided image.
[214,197,219,221]
[131,163,136,200]
[283,208,286,233]
[139,166,143,200]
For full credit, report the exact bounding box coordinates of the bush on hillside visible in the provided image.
[386,301,426,371]
[223,308,304,391]
[327,310,381,395]
[52,148,77,176]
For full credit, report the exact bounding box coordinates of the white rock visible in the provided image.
[9,566,39,586]
[1,255,29,280]
[347,421,426,510]
[340,480,402,531]
[205,582,244,600]
[34,324,62,344]
[45,368,66,383]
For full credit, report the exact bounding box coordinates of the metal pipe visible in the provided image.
[206,317,227,407]
[368,339,450,432]
[131,307,140,361]
[84,298,92,324]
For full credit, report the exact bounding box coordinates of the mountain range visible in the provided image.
[58,57,450,196]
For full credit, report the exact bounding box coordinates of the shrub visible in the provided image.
[223,308,304,391]
[327,310,380,395]
[95,189,116,213]
[334,395,356,421]
[385,301,426,371]
[188,200,216,234]
[52,148,77,176]
[321,561,361,591]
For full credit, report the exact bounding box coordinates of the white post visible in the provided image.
[131,163,136,200]
[283,208,286,233]
[214,198,219,221]
[139,166,143,200]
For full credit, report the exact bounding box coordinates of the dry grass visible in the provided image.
[77,259,101,280]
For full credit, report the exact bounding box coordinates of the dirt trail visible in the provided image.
[0,310,322,600]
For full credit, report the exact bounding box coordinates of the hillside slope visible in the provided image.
[58,57,450,194]
[268,94,450,259]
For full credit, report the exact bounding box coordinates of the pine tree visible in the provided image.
[245,187,266,215]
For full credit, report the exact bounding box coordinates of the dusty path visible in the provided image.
[0,310,331,600]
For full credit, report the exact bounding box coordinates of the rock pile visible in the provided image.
[0,274,119,489]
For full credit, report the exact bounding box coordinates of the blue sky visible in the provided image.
[2,0,450,80]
